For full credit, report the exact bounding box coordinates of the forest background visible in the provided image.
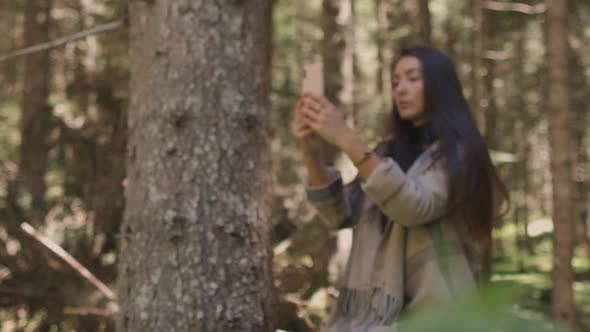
[0,0,588,331]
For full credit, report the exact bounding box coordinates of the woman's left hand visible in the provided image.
[300,93,353,149]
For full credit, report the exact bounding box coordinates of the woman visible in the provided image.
[290,46,508,331]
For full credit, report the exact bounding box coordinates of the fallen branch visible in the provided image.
[0,18,125,63]
[274,238,292,256]
[19,222,116,301]
[483,1,546,14]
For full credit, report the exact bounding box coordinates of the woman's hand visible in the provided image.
[300,94,353,149]
[290,98,322,157]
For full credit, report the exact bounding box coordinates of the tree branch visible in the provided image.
[19,222,117,301]
[483,1,546,14]
[0,18,125,63]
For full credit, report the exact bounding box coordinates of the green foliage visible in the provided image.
[399,282,565,332]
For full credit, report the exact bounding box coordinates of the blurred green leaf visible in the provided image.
[397,282,565,332]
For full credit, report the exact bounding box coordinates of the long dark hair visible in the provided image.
[384,46,509,244]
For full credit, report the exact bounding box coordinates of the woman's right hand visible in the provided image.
[290,97,322,157]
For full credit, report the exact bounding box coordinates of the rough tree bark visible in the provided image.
[546,0,577,328]
[118,1,275,331]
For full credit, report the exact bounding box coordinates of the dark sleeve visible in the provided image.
[304,167,364,230]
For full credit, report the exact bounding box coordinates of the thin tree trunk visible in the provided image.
[295,0,310,74]
[515,17,532,256]
[322,0,355,164]
[19,0,52,226]
[515,115,533,265]
[568,4,590,255]
[443,0,457,59]
[474,0,497,278]
[349,0,359,126]
[470,0,485,132]
[482,10,497,148]
[417,0,432,46]
[569,1,590,253]
[322,0,346,107]
[523,143,533,254]
[343,0,355,118]
[513,15,528,270]
[513,165,524,272]
[512,133,525,272]
[295,0,356,301]
[546,0,577,327]
[119,2,275,331]
[375,0,393,113]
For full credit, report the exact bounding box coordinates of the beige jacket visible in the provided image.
[305,142,481,332]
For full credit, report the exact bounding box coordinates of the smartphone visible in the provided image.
[301,62,324,96]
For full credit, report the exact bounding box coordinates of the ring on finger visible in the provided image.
[306,105,320,114]
[306,101,322,113]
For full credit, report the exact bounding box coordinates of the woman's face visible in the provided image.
[393,56,427,125]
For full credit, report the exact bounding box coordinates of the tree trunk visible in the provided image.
[470,0,485,132]
[546,0,577,327]
[417,0,432,46]
[482,10,497,148]
[349,0,359,126]
[472,0,496,278]
[119,2,275,331]
[523,143,533,254]
[568,1,590,253]
[321,0,355,164]
[375,0,393,114]
[515,18,533,255]
[442,1,458,59]
[512,15,527,272]
[322,0,353,107]
[88,43,128,265]
[19,0,52,226]
[568,10,590,255]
